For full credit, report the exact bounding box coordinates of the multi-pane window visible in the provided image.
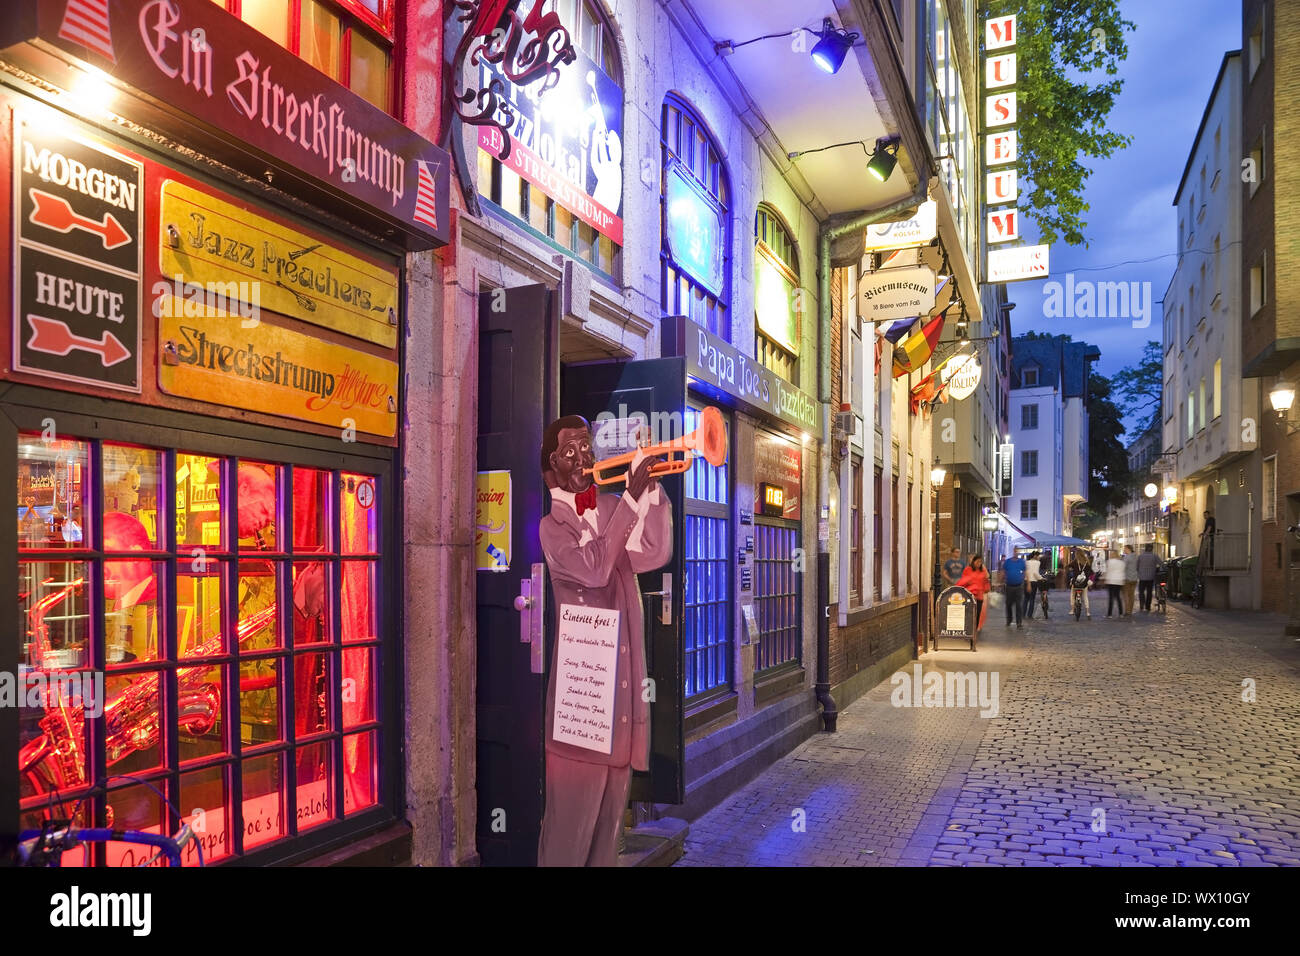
[755,205,800,384]
[216,0,395,112]
[1022,368,1039,387]
[849,458,862,605]
[873,467,883,600]
[753,524,800,672]
[1021,403,1038,429]
[1213,360,1222,419]
[662,95,730,340]
[683,406,730,699]
[1020,499,1038,521]
[1021,450,1038,477]
[475,0,622,277]
[17,435,382,864]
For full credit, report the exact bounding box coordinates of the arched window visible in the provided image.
[661,94,730,340]
[754,205,800,384]
[475,0,624,277]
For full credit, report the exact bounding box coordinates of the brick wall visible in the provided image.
[828,600,916,689]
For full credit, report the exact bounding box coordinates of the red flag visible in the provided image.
[59,0,115,62]
[413,161,440,229]
[893,312,946,378]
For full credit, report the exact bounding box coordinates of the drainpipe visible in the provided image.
[815,181,930,733]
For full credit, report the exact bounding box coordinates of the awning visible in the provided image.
[1013,530,1092,547]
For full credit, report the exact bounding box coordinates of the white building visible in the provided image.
[1007,334,1098,538]
[1161,50,1261,609]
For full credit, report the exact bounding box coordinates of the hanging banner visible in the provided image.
[998,442,1015,498]
[987,244,1050,282]
[862,200,938,252]
[857,265,936,322]
[157,295,397,437]
[477,44,624,244]
[664,163,724,297]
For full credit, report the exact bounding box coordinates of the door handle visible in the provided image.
[643,572,672,626]
[512,563,546,674]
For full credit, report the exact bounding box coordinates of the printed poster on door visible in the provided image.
[475,470,511,571]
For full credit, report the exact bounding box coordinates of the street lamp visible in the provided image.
[1269,379,1295,417]
[1144,483,1158,499]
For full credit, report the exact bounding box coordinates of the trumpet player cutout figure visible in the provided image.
[536,414,673,867]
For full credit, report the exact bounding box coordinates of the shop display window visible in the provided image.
[15,433,385,864]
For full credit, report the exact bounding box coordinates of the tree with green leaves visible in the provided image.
[1082,370,1133,525]
[1008,0,1136,247]
[1111,340,1163,436]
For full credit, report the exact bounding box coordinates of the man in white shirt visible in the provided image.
[1023,550,1043,619]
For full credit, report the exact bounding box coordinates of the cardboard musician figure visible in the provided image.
[536,414,674,867]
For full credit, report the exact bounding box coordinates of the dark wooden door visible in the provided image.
[475,285,558,865]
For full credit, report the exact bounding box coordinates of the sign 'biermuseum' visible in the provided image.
[0,0,451,249]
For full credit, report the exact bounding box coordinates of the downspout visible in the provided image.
[816,180,929,733]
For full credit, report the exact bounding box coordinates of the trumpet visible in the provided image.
[585,406,728,486]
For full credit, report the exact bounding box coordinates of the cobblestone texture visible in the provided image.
[675,594,1300,866]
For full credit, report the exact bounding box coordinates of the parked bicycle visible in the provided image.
[1155,574,1168,613]
[1039,582,1050,619]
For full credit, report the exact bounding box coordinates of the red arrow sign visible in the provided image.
[29,189,131,250]
[27,315,131,367]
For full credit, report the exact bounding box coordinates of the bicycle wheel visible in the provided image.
[1074,592,1082,620]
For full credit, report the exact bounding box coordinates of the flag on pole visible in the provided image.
[59,0,116,62]
[413,161,440,230]
[893,312,946,378]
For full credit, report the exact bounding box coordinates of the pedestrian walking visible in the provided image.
[957,555,992,634]
[1122,545,1138,617]
[942,548,966,588]
[1024,550,1042,619]
[1136,543,1160,611]
[1003,551,1026,629]
[1104,550,1126,616]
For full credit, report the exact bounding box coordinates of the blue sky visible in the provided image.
[1005,0,1242,435]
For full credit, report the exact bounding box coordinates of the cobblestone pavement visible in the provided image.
[676,592,1300,866]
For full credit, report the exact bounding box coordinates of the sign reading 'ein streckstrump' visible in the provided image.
[0,0,451,249]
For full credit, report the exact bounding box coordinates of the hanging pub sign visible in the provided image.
[477,44,624,245]
[857,265,936,322]
[664,162,725,297]
[862,200,938,252]
[0,0,450,249]
[942,354,983,400]
[158,178,400,349]
[998,441,1015,498]
[13,111,142,391]
[662,316,818,437]
[987,244,1050,282]
[157,294,398,438]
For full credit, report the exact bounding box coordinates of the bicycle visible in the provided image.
[14,774,204,868]
[1189,567,1206,609]
[1154,576,1168,613]
[1039,583,1050,619]
[1071,575,1089,620]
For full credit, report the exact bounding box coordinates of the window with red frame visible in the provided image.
[214,0,396,113]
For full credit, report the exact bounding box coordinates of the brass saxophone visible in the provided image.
[18,592,278,801]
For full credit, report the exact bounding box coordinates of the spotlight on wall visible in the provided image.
[867,134,901,182]
[810,17,859,74]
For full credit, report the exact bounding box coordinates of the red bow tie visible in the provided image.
[574,485,598,516]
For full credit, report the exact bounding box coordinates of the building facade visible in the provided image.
[1007,333,1098,539]
[3,0,452,866]
[1161,50,1261,609]
[1239,0,1299,622]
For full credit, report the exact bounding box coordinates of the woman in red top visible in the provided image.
[957,555,992,632]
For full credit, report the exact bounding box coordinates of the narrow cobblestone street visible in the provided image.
[677,595,1300,867]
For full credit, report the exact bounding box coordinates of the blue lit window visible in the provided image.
[682,405,731,699]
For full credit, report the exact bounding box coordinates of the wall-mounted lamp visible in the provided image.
[716,17,860,75]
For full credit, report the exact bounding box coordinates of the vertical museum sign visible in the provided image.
[13,112,142,390]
